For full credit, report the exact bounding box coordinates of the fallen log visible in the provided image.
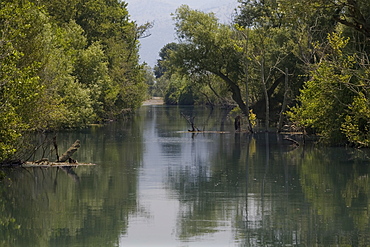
[176,130,230,134]
[3,139,96,168]
[22,161,95,168]
[21,139,95,167]
[58,139,80,162]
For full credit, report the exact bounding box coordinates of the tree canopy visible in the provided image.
[0,0,148,161]
[155,0,370,146]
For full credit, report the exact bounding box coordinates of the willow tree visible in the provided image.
[169,5,253,131]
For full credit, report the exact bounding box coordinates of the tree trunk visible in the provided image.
[242,27,253,133]
[216,72,248,115]
[244,66,253,133]
[277,67,289,132]
[261,57,269,131]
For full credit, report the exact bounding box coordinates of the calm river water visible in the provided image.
[1,105,370,246]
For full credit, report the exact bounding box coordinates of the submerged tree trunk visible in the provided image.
[181,112,200,132]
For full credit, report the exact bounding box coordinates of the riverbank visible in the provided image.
[142,97,164,106]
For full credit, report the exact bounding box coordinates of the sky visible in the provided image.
[126,0,238,67]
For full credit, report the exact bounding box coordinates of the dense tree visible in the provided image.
[234,0,370,145]
[154,42,179,79]
[288,32,370,145]
[278,0,370,38]
[0,2,54,160]
[164,4,301,131]
[165,5,256,130]
[0,0,148,161]
[34,0,148,118]
[154,42,231,105]
[280,0,370,146]
[159,0,370,145]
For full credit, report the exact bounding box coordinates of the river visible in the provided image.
[1,105,370,246]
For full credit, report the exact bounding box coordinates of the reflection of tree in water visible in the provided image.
[165,132,370,246]
[298,147,370,246]
[0,116,145,247]
[3,106,370,246]
[165,132,252,241]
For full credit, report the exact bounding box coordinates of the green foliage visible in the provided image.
[164,5,249,115]
[142,65,157,97]
[178,85,196,105]
[288,32,370,145]
[0,107,21,161]
[235,0,283,28]
[173,6,244,79]
[0,0,148,161]
[0,1,44,159]
[164,74,189,105]
[150,76,167,98]
[74,41,112,119]
[59,81,96,127]
[154,42,179,78]
[230,107,257,128]
[278,0,370,38]
[342,94,370,147]
[159,0,370,142]
[288,68,350,143]
[274,0,370,145]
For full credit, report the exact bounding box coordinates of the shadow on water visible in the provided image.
[1,105,370,246]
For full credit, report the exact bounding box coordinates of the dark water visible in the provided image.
[1,105,370,246]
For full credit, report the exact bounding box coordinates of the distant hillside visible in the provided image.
[127,0,237,66]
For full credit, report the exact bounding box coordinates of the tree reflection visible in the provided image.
[0,115,145,247]
[298,147,370,246]
[165,130,370,246]
[2,106,370,246]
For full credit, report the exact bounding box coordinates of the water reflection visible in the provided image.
[1,105,370,246]
[165,127,370,246]
[0,115,145,247]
